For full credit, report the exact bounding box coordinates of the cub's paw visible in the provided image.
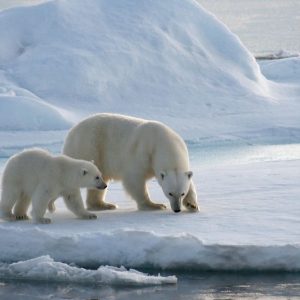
[15,214,29,221]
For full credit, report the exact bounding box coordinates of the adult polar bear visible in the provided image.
[63,114,198,213]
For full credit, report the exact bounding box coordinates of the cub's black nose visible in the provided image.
[97,184,107,190]
[174,209,181,213]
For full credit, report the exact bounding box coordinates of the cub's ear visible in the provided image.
[82,169,88,176]
[91,160,95,164]
[185,171,193,179]
[160,171,166,180]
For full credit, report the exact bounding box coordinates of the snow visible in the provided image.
[0,0,300,286]
[197,0,300,56]
[1,0,296,139]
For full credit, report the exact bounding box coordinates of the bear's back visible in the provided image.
[2,149,54,187]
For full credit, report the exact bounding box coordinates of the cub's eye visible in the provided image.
[169,193,173,196]
[95,176,100,180]
[181,193,185,196]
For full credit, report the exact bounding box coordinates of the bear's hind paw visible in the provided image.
[81,212,97,220]
[35,217,51,224]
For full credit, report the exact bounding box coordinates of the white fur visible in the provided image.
[0,148,107,223]
[63,113,199,212]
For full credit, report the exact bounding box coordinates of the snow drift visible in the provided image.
[0,0,275,136]
[0,86,70,131]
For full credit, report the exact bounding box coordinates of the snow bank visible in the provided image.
[0,0,275,136]
[0,226,299,272]
[259,57,300,83]
[0,86,71,131]
[0,255,176,286]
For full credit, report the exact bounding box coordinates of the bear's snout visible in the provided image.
[97,183,107,190]
[174,209,181,213]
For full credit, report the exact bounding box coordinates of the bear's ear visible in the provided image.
[91,160,95,164]
[82,169,88,176]
[185,171,193,179]
[160,172,166,180]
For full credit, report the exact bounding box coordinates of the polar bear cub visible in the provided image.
[0,148,107,223]
[63,113,199,213]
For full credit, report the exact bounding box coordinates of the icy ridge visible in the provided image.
[1,226,299,272]
[0,255,177,286]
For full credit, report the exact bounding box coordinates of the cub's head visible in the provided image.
[79,161,107,190]
[157,170,193,213]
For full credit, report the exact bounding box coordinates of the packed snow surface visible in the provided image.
[0,0,300,286]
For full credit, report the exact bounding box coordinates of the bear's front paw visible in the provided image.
[87,202,117,211]
[155,203,167,210]
[139,202,167,210]
[184,202,199,212]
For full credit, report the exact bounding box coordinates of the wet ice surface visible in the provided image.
[1,272,300,300]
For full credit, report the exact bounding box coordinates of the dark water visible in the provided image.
[1,272,300,300]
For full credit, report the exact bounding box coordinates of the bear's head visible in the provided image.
[158,170,193,213]
[79,161,107,190]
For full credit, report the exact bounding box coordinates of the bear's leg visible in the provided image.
[86,189,117,211]
[31,188,52,224]
[123,174,166,210]
[14,195,30,220]
[47,198,56,213]
[0,187,19,221]
[182,180,199,212]
[63,189,97,219]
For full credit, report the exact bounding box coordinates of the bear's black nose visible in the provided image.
[174,209,181,213]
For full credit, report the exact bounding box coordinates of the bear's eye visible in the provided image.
[169,193,173,197]
[95,176,100,180]
[181,193,185,196]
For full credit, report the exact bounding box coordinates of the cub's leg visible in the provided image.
[63,189,97,219]
[14,195,31,220]
[31,188,52,224]
[0,186,19,221]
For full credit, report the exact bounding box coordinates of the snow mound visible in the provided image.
[0,255,176,286]
[0,226,299,272]
[259,57,300,83]
[0,86,71,131]
[0,0,271,135]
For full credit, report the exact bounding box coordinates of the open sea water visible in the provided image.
[1,0,300,299]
